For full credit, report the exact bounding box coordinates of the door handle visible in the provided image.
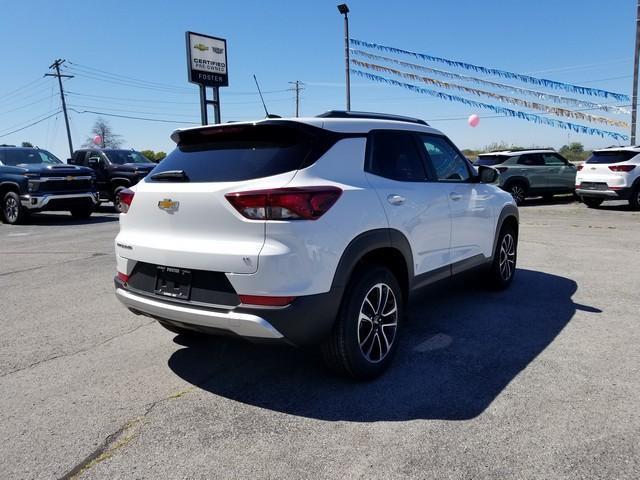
[449,192,462,201]
[387,194,405,205]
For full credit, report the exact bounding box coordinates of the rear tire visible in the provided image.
[506,182,527,205]
[1,191,27,225]
[487,225,517,290]
[629,185,640,210]
[582,197,603,208]
[321,266,402,380]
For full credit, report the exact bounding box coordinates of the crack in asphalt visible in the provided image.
[58,386,195,480]
[0,320,155,379]
[0,253,109,277]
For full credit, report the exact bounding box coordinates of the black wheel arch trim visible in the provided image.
[330,228,414,290]
[0,181,22,194]
[491,204,519,261]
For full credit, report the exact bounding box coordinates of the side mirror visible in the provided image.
[478,165,499,184]
[88,158,99,168]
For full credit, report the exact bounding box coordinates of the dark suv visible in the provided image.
[69,149,155,212]
[0,146,97,224]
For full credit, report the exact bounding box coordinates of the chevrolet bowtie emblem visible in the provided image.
[158,199,179,212]
[66,176,75,181]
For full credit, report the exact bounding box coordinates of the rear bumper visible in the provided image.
[114,278,343,346]
[20,192,98,210]
[576,187,631,200]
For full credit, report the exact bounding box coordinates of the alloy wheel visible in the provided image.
[510,185,525,204]
[357,283,398,363]
[4,196,19,222]
[499,233,516,281]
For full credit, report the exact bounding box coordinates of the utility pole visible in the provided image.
[45,59,74,157]
[289,81,304,117]
[337,4,351,111]
[632,1,640,145]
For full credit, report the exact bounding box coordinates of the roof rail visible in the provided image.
[487,147,556,153]
[316,110,429,126]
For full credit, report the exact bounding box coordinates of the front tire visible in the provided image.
[321,266,402,380]
[1,191,27,225]
[487,225,517,290]
[582,197,603,208]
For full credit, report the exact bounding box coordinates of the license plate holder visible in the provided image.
[154,266,192,300]
[581,182,607,191]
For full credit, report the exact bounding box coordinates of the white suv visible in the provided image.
[576,146,640,209]
[114,111,519,379]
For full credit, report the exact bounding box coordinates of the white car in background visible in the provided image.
[576,146,640,209]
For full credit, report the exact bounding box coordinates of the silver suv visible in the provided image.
[475,149,577,205]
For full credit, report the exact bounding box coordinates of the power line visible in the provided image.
[0,77,46,101]
[67,103,200,118]
[67,61,194,92]
[68,108,200,124]
[0,93,58,116]
[0,110,62,138]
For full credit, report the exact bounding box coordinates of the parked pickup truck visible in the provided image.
[69,149,155,212]
[0,146,98,224]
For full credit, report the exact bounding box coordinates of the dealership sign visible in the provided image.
[186,31,229,87]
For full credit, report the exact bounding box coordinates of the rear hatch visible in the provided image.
[578,150,638,187]
[117,121,328,274]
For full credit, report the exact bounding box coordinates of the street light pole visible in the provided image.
[338,4,351,111]
[631,0,640,144]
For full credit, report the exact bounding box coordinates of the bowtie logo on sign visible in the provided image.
[193,43,209,52]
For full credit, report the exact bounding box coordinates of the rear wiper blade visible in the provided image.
[150,170,189,181]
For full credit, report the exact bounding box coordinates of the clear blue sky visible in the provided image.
[0,0,636,159]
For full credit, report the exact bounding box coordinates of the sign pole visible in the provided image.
[199,85,208,125]
[213,87,221,124]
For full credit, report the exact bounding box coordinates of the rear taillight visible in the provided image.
[118,188,135,213]
[608,165,636,172]
[117,271,129,283]
[225,187,342,221]
[496,167,508,173]
[239,295,296,306]
[577,164,584,171]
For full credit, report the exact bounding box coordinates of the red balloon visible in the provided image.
[93,135,102,145]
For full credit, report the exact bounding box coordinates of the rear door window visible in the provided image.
[366,131,427,181]
[543,153,567,166]
[149,123,329,183]
[586,151,638,164]
[518,154,544,166]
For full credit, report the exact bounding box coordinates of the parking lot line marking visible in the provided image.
[7,233,30,237]
[414,333,453,352]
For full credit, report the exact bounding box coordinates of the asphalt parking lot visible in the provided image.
[1,199,638,480]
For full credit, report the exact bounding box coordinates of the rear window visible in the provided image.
[586,151,638,164]
[149,123,328,183]
[475,155,508,166]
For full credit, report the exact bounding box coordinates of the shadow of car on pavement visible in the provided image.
[167,268,596,422]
